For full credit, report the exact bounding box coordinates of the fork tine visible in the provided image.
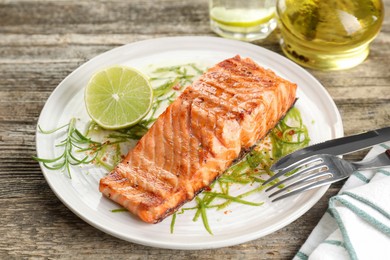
[268,171,332,198]
[265,164,327,192]
[262,156,323,186]
[270,177,334,202]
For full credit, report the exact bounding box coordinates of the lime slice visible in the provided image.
[85,66,153,130]
[210,7,275,27]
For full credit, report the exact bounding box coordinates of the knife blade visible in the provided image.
[268,126,390,175]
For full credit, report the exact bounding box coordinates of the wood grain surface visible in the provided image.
[0,0,389,259]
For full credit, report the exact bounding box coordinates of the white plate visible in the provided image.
[36,36,343,250]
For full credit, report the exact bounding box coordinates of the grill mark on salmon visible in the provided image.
[162,105,174,172]
[99,55,297,223]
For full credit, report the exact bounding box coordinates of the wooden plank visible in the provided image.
[0,0,389,258]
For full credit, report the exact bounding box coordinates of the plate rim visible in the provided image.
[36,36,344,250]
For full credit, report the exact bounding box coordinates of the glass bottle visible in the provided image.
[276,0,384,70]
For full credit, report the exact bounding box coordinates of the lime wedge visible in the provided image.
[84,66,153,130]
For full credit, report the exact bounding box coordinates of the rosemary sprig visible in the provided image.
[33,118,100,178]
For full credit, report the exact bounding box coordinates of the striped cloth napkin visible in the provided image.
[293,142,390,260]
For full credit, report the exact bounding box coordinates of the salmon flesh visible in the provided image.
[99,55,297,223]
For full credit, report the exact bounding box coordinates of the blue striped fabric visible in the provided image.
[293,142,390,260]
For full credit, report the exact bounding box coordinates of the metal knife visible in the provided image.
[264,126,390,185]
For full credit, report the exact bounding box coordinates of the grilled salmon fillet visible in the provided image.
[99,55,297,223]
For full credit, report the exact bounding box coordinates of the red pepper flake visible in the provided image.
[288,130,295,135]
[204,186,212,191]
[224,210,232,215]
[173,84,181,91]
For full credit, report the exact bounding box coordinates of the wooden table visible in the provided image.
[1,0,389,258]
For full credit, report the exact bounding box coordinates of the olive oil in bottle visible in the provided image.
[276,0,384,70]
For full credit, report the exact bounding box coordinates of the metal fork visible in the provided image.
[264,149,390,202]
